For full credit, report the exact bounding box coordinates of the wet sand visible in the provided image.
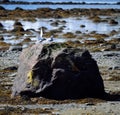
[0,8,120,114]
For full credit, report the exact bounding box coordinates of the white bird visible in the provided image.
[38,28,43,40]
[30,28,45,43]
[37,28,46,42]
[30,28,54,44]
[45,35,54,42]
[49,35,54,42]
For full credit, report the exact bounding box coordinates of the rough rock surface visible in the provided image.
[12,43,105,100]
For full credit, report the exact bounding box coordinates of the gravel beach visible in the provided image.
[0,48,120,114]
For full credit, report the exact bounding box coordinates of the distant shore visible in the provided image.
[0,1,120,5]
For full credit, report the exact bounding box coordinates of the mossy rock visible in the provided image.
[75,31,82,34]
[92,34,109,39]
[12,26,25,32]
[50,21,59,27]
[107,38,120,44]
[22,18,36,22]
[14,21,23,27]
[91,16,101,23]
[85,38,105,44]
[65,40,82,47]
[110,30,117,36]
[0,41,11,49]
[44,29,61,38]
[63,32,76,38]
[22,38,31,43]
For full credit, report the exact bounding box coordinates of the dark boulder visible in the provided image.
[0,23,3,28]
[0,36,4,40]
[12,21,24,32]
[109,19,118,25]
[14,21,23,27]
[0,6,6,10]
[12,43,105,100]
[12,26,24,32]
[15,7,24,11]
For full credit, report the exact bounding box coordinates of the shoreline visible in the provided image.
[0,8,120,18]
[0,1,120,5]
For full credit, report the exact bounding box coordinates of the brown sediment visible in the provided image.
[22,38,31,43]
[0,41,11,49]
[0,8,120,20]
[63,32,76,38]
[0,8,119,49]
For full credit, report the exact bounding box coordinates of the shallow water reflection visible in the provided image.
[20,17,120,34]
[0,20,15,31]
[0,17,120,45]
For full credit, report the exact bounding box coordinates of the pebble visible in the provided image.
[8,46,23,51]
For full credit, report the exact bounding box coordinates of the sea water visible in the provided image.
[8,0,120,4]
[1,4,120,10]
[1,0,120,10]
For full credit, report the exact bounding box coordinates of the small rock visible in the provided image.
[86,102,95,106]
[113,66,120,70]
[15,7,23,11]
[111,44,116,49]
[14,21,23,27]
[108,67,113,70]
[92,16,101,23]
[9,46,22,51]
[75,31,81,34]
[0,36,4,40]
[108,66,120,70]
[51,21,59,26]
[0,6,6,10]
[3,66,18,71]
[12,26,25,32]
[63,32,76,38]
[0,23,3,28]
[80,25,85,28]
[109,19,118,25]
[22,38,31,43]
[61,20,66,24]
